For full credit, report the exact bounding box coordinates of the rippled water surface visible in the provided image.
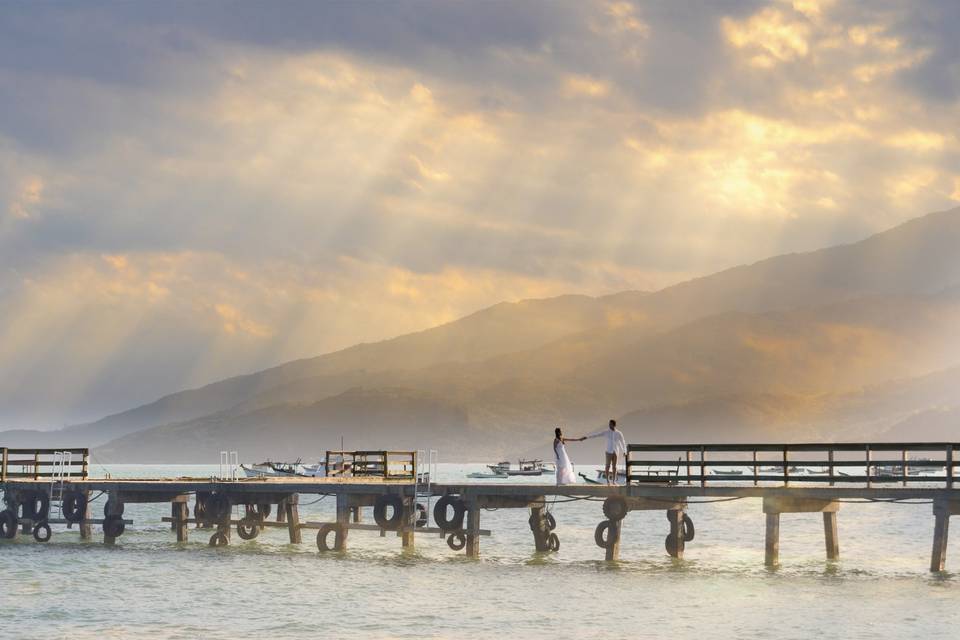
[2,464,958,639]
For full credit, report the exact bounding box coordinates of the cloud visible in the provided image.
[0,0,958,425]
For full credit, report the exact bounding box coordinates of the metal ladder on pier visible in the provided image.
[415,450,439,522]
[50,450,73,518]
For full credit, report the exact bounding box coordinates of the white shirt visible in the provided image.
[587,428,626,455]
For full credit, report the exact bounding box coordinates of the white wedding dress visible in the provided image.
[554,439,577,485]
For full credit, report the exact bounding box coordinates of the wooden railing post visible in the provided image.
[752,449,758,486]
[685,450,691,485]
[1,447,7,481]
[947,445,954,490]
[700,446,706,487]
[34,450,40,480]
[865,445,872,488]
[902,449,908,487]
[782,447,789,486]
[828,449,835,487]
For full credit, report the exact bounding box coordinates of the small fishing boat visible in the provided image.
[577,469,628,484]
[711,468,744,476]
[241,460,322,478]
[487,459,550,476]
[802,466,830,475]
[467,471,508,479]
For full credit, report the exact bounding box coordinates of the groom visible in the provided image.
[587,419,627,485]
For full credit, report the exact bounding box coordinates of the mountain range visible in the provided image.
[3,207,960,462]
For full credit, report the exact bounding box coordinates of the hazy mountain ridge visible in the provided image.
[5,207,960,460]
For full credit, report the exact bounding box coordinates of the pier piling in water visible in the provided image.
[930,498,958,572]
[762,496,839,566]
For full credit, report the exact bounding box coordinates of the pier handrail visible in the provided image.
[626,442,958,488]
[1,447,90,481]
[324,450,417,480]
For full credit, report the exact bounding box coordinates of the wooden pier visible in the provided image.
[2,443,959,572]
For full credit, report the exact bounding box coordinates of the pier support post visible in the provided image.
[172,498,189,543]
[276,497,286,523]
[823,511,839,561]
[666,509,685,560]
[79,490,92,540]
[763,497,839,567]
[765,513,780,567]
[401,498,415,549]
[351,505,362,523]
[605,521,621,561]
[465,498,480,559]
[285,494,302,544]
[335,494,351,552]
[930,498,955,572]
[529,502,551,552]
[103,491,123,546]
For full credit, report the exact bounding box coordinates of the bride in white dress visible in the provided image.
[553,427,586,485]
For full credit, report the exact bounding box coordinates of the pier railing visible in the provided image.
[1,448,90,481]
[626,443,958,487]
[324,450,417,480]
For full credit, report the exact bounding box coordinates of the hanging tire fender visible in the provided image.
[415,503,428,528]
[373,494,404,530]
[208,530,229,547]
[446,531,467,551]
[236,519,259,540]
[548,532,560,552]
[594,520,619,549]
[682,513,695,542]
[316,523,345,552]
[603,496,628,521]
[33,522,52,543]
[433,496,466,532]
[103,515,125,538]
[0,510,17,539]
[63,492,87,523]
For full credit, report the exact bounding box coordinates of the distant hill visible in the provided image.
[4,206,960,460]
[96,387,479,463]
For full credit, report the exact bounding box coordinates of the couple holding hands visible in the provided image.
[553,419,626,485]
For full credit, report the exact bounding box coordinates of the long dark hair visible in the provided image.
[554,427,562,439]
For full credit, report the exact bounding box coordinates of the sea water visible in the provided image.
[2,464,958,639]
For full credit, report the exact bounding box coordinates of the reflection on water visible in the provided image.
[2,464,958,639]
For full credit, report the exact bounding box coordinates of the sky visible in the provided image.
[1,0,959,428]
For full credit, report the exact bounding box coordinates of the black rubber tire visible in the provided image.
[103,515,125,538]
[63,492,87,523]
[17,499,33,521]
[665,533,684,557]
[594,520,619,549]
[236,519,259,540]
[373,494,404,530]
[32,522,52,543]
[446,531,467,551]
[548,532,560,552]
[0,510,17,539]
[316,524,344,552]
[194,498,208,522]
[103,499,124,518]
[415,503,428,528]
[545,512,557,531]
[203,493,231,522]
[603,496,628,521]
[19,491,48,521]
[17,491,50,522]
[433,496,466,532]
[682,513,695,542]
[209,531,229,547]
